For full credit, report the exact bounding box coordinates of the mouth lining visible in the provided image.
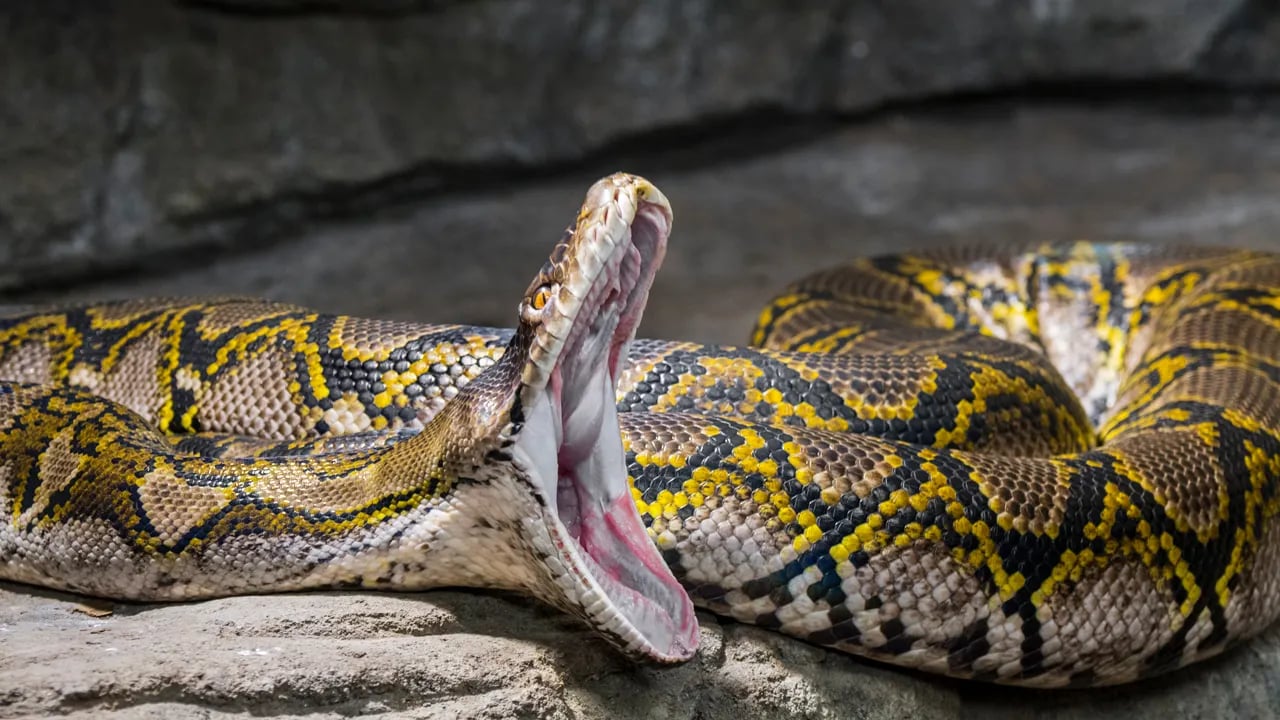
[512,190,697,662]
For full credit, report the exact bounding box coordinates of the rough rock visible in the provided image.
[13,102,1280,343]
[5,585,1276,720]
[2,1,1279,289]
[2,104,1280,718]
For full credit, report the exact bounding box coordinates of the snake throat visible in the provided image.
[510,180,698,662]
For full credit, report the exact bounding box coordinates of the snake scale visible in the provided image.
[1,174,1278,687]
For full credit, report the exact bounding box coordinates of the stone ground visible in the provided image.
[2,101,1280,718]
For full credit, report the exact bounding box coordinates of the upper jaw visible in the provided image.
[508,174,698,662]
[520,175,671,399]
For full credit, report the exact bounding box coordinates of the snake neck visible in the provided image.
[371,327,530,503]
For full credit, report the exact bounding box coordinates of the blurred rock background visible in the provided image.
[2,2,1280,718]
[4,1,1280,340]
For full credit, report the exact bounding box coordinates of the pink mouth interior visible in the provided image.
[543,203,698,661]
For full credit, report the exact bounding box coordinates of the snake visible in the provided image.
[0,174,1278,688]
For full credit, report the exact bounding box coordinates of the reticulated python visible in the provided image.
[1,174,1277,687]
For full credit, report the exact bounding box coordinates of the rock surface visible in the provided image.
[13,102,1280,344]
[2,104,1280,719]
[3,0,1280,289]
[4,586,1278,720]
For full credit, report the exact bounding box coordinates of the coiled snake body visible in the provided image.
[1,174,1278,687]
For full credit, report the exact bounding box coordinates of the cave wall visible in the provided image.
[2,0,1277,290]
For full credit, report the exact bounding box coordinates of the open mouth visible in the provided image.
[510,177,698,662]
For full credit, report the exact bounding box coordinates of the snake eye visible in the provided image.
[532,285,552,310]
[521,284,556,323]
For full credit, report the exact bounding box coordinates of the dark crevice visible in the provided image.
[6,79,1280,299]
[0,105,838,299]
[868,75,1280,117]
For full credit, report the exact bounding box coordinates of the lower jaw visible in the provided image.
[549,490,699,662]
[532,372,699,660]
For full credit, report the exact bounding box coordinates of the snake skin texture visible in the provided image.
[1,174,1278,687]
[0,174,701,664]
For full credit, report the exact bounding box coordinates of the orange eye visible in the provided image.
[531,286,552,311]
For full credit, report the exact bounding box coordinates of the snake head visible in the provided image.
[510,173,697,662]
[433,173,697,662]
